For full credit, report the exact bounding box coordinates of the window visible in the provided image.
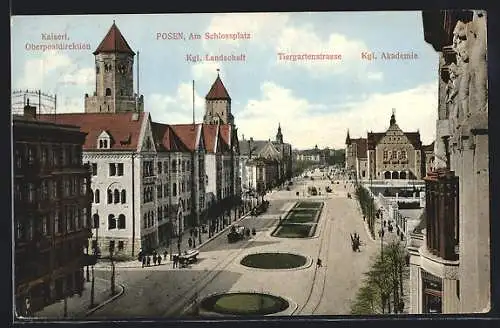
[118,241,124,251]
[106,88,112,96]
[27,183,36,203]
[157,185,163,198]
[143,214,147,229]
[117,163,124,176]
[42,216,48,235]
[173,183,177,197]
[163,205,168,219]
[158,162,162,174]
[16,220,24,241]
[109,163,116,176]
[121,190,126,203]
[99,139,109,149]
[163,161,168,173]
[109,240,115,252]
[93,214,99,229]
[55,212,61,234]
[114,189,120,203]
[383,149,389,161]
[164,184,169,197]
[118,214,126,229]
[91,163,98,176]
[41,146,48,166]
[27,146,35,165]
[107,189,113,204]
[400,150,407,160]
[158,207,163,221]
[172,160,177,173]
[95,189,100,203]
[108,215,116,229]
[391,150,397,160]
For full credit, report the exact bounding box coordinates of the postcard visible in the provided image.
[11,10,489,320]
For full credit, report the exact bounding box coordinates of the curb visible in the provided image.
[195,212,251,250]
[84,281,125,316]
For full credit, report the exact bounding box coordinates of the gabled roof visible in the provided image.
[206,74,231,100]
[170,124,200,151]
[352,138,367,158]
[239,139,268,156]
[202,124,219,153]
[37,112,146,150]
[367,132,385,150]
[151,122,190,152]
[404,132,422,148]
[93,22,136,55]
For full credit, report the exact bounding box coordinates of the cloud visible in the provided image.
[147,82,205,124]
[274,25,380,79]
[237,81,438,149]
[202,13,290,50]
[60,67,94,86]
[14,50,94,94]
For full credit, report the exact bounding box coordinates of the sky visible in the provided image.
[11,12,440,150]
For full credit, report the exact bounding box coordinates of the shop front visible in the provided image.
[422,269,443,313]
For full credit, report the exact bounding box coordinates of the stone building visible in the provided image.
[84,21,144,113]
[408,10,488,314]
[14,103,92,316]
[345,111,433,181]
[239,125,293,195]
[295,145,325,163]
[38,24,241,256]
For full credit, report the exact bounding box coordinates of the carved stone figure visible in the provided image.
[433,137,448,170]
[456,52,471,119]
[446,63,459,129]
[467,13,488,114]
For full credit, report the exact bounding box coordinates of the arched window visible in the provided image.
[173,183,177,196]
[400,150,407,160]
[158,207,163,220]
[95,189,100,203]
[105,88,112,96]
[107,189,113,204]
[90,189,94,203]
[384,171,391,179]
[400,171,407,179]
[93,213,99,229]
[118,214,126,229]
[114,189,120,203]
[172,159,177,172]
[143,213,147,229]
[121,190,126,203]
[392,171,399,179]
[108,214,116,229]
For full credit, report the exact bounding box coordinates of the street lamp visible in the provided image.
[109,243,116,296]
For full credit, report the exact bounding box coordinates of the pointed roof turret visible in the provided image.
[345,130,351,144]
[276,123,283,143]
[206,69,231,101]
[93,21,136,55]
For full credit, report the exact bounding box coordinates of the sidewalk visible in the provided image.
[95,209,252,270]
[34,277,124,319]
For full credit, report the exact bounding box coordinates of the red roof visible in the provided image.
[170,124,200,151]
[37,112,145,150]
[151,122,190,152]
[202,124,218,153]
[93,22,135,55]
[205,74,231,100]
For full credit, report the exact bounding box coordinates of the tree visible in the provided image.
[350,240,408,314]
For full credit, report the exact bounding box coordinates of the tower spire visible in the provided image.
[390,108,396,125]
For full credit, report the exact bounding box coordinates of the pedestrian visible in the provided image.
[188,237,193,248]
[316,258,322,267]
[164,250,168,259]
[153,253,157,265]
[142,255,146,268]
[158,254,162,265]
[172,255,177,268]
[363,215,366,221]
[190,228,194,237]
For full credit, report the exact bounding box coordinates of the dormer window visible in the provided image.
[97,131,112,149]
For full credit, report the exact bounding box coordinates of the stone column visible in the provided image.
[458,136,476,312]
[409,261,421,313]
[443,278,460,312]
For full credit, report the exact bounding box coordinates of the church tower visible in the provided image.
[276,123,283,144]
[84,21,144,113]
[204,70,233,125]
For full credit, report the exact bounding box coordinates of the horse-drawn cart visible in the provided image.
[178,249,199,267]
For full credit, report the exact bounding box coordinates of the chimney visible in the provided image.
[24,99,37,119]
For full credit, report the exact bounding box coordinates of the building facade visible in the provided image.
[345,111,433,181]
[14,104,92,316]
[408,9,488,314]
[295,145,325,163]
[239,125,293,195]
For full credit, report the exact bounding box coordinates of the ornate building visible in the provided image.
[239,124,293,195]
[14,103,92,316]
[38,23,241,257]
[408,10,488,314]
[84,21,144,113]
[345,110,433,181]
